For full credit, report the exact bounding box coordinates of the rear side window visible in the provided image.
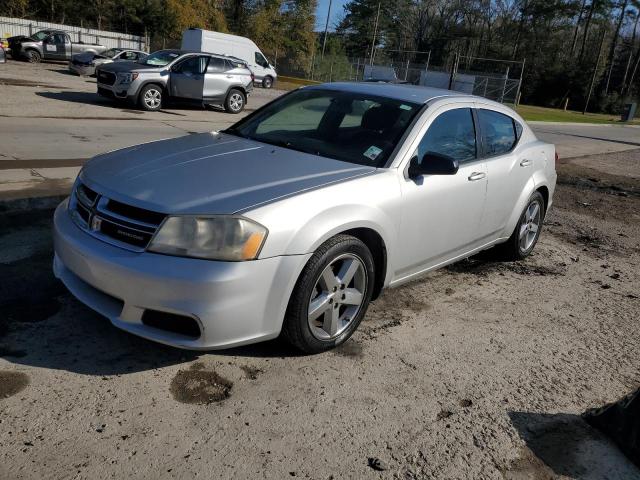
[416,108,477,163]
[207,57,227,73]
[478,109,518,156]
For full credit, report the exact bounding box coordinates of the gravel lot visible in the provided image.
[1,143,640,477]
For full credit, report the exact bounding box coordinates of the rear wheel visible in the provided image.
[282,234,375,353]
[26,49,41,63]
[138,84,163,111]
[496,191,545,260]
[224,89,245,114]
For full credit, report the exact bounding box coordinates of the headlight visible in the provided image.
[118,72,139,84]
[148,216,268,261]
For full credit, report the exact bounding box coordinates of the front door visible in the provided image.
[43,33,67,60]
[252,51,269,81]
[169,55,207,101]
[395,106,488,282]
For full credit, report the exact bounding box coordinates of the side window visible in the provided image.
[207,57,227,73]
[175,56,208,74]
[478,109,518,156]
[416,108,477,163]
[51,33,66,44]
[121,51,137,61]
[255,52,268,67]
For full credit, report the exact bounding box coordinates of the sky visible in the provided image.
[315,0,350,31]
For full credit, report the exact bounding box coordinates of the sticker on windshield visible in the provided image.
[399,104,412,111]
[363,145,383,161]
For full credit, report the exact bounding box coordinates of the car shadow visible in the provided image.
[35,90,118,108]
[507,411,640,479]
[0,212,303,376]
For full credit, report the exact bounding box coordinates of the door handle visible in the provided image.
[519,159,532,167]
[468,172,486,181]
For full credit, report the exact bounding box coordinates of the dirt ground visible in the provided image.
[1,150,640,479]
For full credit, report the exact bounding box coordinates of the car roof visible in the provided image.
[153,49,246,63]
[305,82,472,104]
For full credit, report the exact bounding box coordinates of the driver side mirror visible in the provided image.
[408,152,459,178]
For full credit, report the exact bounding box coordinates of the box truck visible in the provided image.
[181,28,277,88]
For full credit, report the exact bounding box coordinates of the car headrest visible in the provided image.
[361,105,401,132]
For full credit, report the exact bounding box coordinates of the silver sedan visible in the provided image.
[53,82,557,353]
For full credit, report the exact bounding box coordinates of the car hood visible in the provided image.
[98,61,162,73]
[80,132,376,215]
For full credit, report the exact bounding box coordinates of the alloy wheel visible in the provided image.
[519,199,541,252]
[144,89,161,109]
[229,93,244,112]
[307,253,367,340]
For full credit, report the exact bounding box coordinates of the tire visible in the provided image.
[282,234,375,354]
[262,76,273,89]
[26,50,41,63]
[224,89,245,114]
[496,191,545,260]
[138,84,163,111]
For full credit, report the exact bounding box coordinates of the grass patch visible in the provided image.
[515,104,639,125]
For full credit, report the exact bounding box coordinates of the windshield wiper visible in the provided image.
[260,138,320,156]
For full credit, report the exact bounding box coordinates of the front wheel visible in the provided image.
[138,84,163,111]
[27,50,41,63]
[282,234,375,353]
[496,191,545,260]
[262,76,273,89]
[224,89,245,114]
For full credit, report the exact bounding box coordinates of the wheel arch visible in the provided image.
[339,227,387,300]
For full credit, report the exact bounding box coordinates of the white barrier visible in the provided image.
[0,16,148,51]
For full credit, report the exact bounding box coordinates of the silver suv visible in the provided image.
[96,49,254,113]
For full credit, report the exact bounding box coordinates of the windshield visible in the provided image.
[141,50,180,66]
[30,31,50,41]
[103,48,121,58]
[226,89,421,167]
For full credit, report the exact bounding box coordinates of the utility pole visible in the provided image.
[369,2,381,66]
[584,29,607,115]
[321,0,333,61]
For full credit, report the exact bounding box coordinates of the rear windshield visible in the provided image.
[225,89,421,167]
[142,50,180,66]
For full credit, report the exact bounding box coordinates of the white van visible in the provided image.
[181,28,277,88]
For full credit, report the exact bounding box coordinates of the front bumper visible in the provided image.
[96,80,136,102]
[53,200,309,350]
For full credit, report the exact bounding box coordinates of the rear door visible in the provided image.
[475,106,532,238]
[203,57,231,102]
[395,105,489,279]
[169,55,208,101]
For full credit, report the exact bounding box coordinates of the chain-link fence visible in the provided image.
[293,50,524,104]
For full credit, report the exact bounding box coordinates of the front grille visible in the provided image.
[70,182,166,251]
[97,70,116,86]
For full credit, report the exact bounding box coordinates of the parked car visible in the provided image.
[181,28,277,88]
[53,82,557,353]
[96,49,254,113]
[69,48,148,76]
[12,30,106,63]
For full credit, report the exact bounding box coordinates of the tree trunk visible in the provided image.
[604,0,629,93]
[579,0,598,61]
[571,0,587,56]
